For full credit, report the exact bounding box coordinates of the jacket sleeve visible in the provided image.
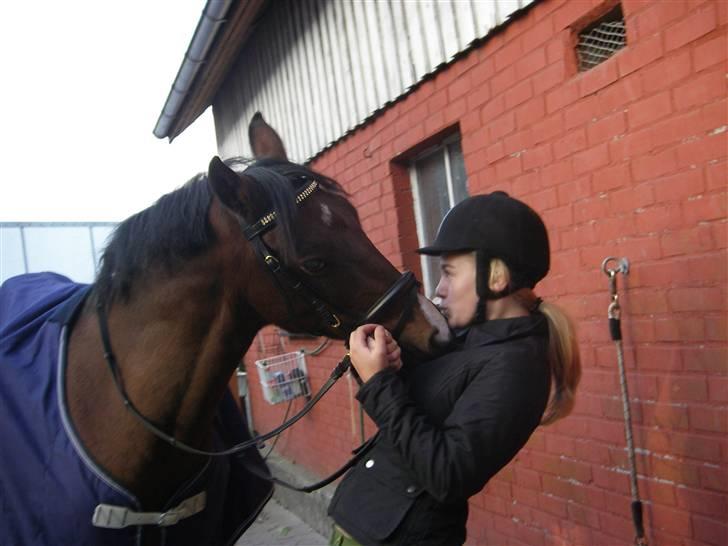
[356,353,547,503]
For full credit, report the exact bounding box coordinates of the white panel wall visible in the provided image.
[0,223,116,285]
[214,0,533,162]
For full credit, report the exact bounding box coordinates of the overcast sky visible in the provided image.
[0,1,217,222]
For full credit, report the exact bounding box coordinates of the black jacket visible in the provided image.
[328,313,551,545]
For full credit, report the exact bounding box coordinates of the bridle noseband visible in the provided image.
[95,174,421,460]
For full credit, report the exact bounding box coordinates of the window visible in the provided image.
[576,4,626,72]
[410,136,468,297]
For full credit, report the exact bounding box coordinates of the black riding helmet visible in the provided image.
[417,191,550,299]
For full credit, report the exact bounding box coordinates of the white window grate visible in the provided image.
[577,16,626,71]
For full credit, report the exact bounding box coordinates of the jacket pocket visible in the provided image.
[329,462,418,542]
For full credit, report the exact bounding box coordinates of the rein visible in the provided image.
[94,177,419,464]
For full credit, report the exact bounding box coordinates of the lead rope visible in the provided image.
[602,257,647,546]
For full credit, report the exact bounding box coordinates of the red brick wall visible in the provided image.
[243,0,727,544]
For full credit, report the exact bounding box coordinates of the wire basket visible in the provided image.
[255,350,311,405]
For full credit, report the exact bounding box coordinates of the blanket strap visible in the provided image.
[91,491,206,529]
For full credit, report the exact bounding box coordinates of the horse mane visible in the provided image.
[94,158,347,305]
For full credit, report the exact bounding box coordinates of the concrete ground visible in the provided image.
[236,498,329,546]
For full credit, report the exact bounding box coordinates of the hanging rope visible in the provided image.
[602,257,647,546]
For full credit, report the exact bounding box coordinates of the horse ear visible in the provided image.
[208,156,255,220]
[249,112,288,160]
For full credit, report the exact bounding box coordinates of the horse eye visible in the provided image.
[302,259,326,274]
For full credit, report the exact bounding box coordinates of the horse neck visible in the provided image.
[67,248,264,506]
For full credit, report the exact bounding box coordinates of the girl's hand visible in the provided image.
[348,324,402,383]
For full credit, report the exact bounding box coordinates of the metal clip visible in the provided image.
[602,257,629,319]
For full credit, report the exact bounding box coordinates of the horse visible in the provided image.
[0,113,452,546]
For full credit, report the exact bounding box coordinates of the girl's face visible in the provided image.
[434,252,479,329]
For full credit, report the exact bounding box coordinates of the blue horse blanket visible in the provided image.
[0,273,272,546]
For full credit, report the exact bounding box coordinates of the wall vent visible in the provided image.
[576,5,626,72]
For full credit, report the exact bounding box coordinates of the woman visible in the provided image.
[328,191,581,545]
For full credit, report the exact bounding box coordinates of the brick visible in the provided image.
[504,78,533,110]
[598,72,644,114]
[677,132,728,168]
[634,203,683,233]
[651,505,693,537]
[531,113,564,145]
[689,405,728,433]
[480,94,506,123]
[552,0,594,32]
[628,91,673,128]
[587,111,627,145]
[705,314,728,342]
[632,148,678,182]
[491,65,517,96]
[469,56,495,88]
[516,47,547,81]
[573,143,609,175]
[641,49,693,95]
[489,112,516,140]
[651,456,702,487]
[705,160,728,191]
[609,127,655,161]
[694,34,728,72]
[443,97,467,123]
[553,128,587,159]
[546,79,580,114]
[616,233,662,260]
[516,97,546,128]
[683,192,728,225]
[661,225,714,257]
[671,433,723,463]
[640,477,677,507]
[682,346,728,373]
[494,39,523,74]
[522,143,556,170]
[556,175,589,205]
[655,317,705,342]
[651,108,706,150]
[521,14,554,52]
[533,60,568,95]
[654,168,705,202]
[669,283,725,313]
[465,83,491,113]
[692,515,728,546]
[565,95,599,130]
[610,182,655,213]
[657,375,709,402]
[579,57,619,97]
[495,155,522,180]
[677,485,728,518]
[665,3,718,52]
[703,98,728,132]
[632,0,688,40]
[617,33,664,77]
[503,129,534,156]
[597,511,636,543]
[701,465,728,495]
[674,69,727,112]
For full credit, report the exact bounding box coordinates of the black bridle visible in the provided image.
[95,177,419,467]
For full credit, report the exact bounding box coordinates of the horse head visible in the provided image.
[208,113,451,355]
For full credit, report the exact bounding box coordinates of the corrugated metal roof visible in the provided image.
[157,0,537,156]
[213,0,535,162]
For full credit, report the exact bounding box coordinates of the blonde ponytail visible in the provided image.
[489,259,581,425]
[539,301,581,425]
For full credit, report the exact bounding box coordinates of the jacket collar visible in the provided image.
[460,312,548,348]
